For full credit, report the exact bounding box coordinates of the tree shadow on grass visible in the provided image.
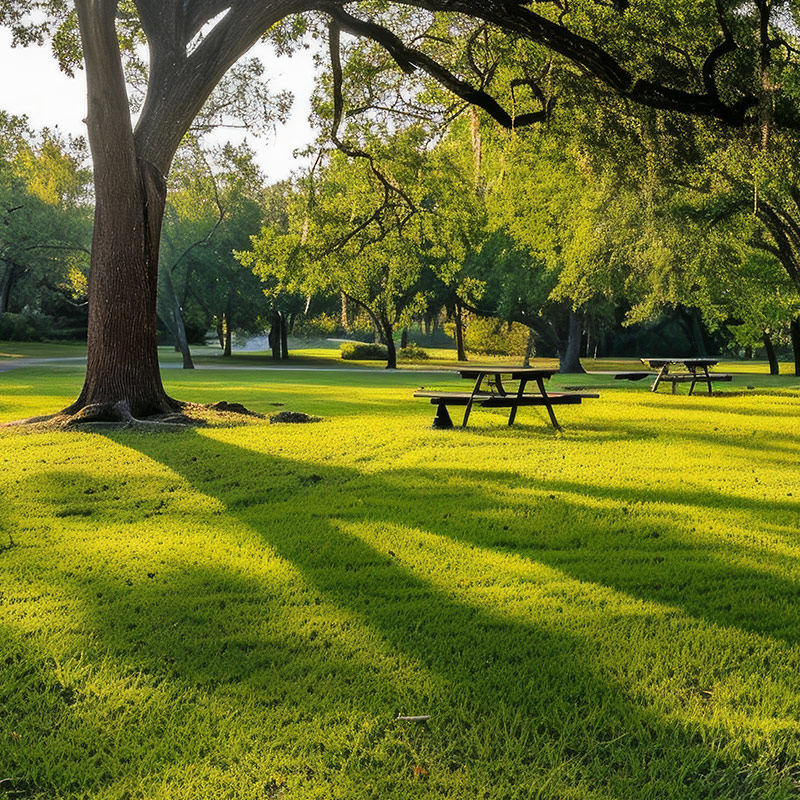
[61,431,800,796]
[6,427,800,797]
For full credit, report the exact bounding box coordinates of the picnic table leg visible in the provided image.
[703,365,713,395]
[651,364,668,392]
[536,377,562,431]
[462,373,484,428]
[688,367,698,396]
[507,378,528,426]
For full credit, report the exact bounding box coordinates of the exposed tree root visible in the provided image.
[1,400,266,433]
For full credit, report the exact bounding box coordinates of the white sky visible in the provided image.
[0,28,319,183]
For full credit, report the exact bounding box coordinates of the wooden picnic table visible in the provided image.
[641,357,732,395]
[414,366,598,430]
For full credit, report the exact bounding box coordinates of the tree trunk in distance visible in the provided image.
[268,312,280,358]
[560,310,587,374]
[162,266,194,369]
[790,319,800,376]
[523,327,536,367]
[280,312,289,360]
[0,263,17,314]
[400,328,409,349]
[223,312,232,357]
[744,345,753,360]
[691,309,708,357]
[383,319,397,369]
[340,293,349,330]
[454,301,467,362]
[762,331,779,375]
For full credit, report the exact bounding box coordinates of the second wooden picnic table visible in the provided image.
[642,357,732,395]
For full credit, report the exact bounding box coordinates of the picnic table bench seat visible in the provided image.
[413,390,600,406]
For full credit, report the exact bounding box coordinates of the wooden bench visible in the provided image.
[414,390,600,430]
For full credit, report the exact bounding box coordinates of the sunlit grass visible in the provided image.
[1,358,800,798]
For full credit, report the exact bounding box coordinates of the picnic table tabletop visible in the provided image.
[640,357,719,369]
[456,365,560,380]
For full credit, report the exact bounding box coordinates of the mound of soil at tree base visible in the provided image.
[204,401,264,417]
[269,411,322,424]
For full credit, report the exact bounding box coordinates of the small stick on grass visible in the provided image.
[397,715,430,722]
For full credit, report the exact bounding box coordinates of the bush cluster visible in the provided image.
[340,342,389,360]
[398,342,429,360]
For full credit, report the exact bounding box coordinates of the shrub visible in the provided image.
[398,342,429,360]
[0,313,40,342]
[340,342,389,360]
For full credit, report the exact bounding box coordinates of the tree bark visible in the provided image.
[400,327,409,349]
[560,310,587,374]
[791,318,800,377]
[762,330,780,375]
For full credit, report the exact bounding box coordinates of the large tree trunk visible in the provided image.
[560,310,587,374]
[762,330,780,375]
[65,3,175,417]
[791,318,800,377]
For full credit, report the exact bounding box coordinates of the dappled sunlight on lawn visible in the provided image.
[2,365,800,798]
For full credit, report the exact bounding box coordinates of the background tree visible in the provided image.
[0,112,91,338]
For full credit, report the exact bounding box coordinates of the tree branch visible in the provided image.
[322,4,547,128]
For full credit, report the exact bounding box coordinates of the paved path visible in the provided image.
[0,356,446,376]
[0,356,87,373]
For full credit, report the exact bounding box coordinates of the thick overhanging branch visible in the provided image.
[398,0,758,124]
[328,18,417,230]
[323,3,547,128]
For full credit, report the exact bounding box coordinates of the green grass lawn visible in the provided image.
[2,357,800,799]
